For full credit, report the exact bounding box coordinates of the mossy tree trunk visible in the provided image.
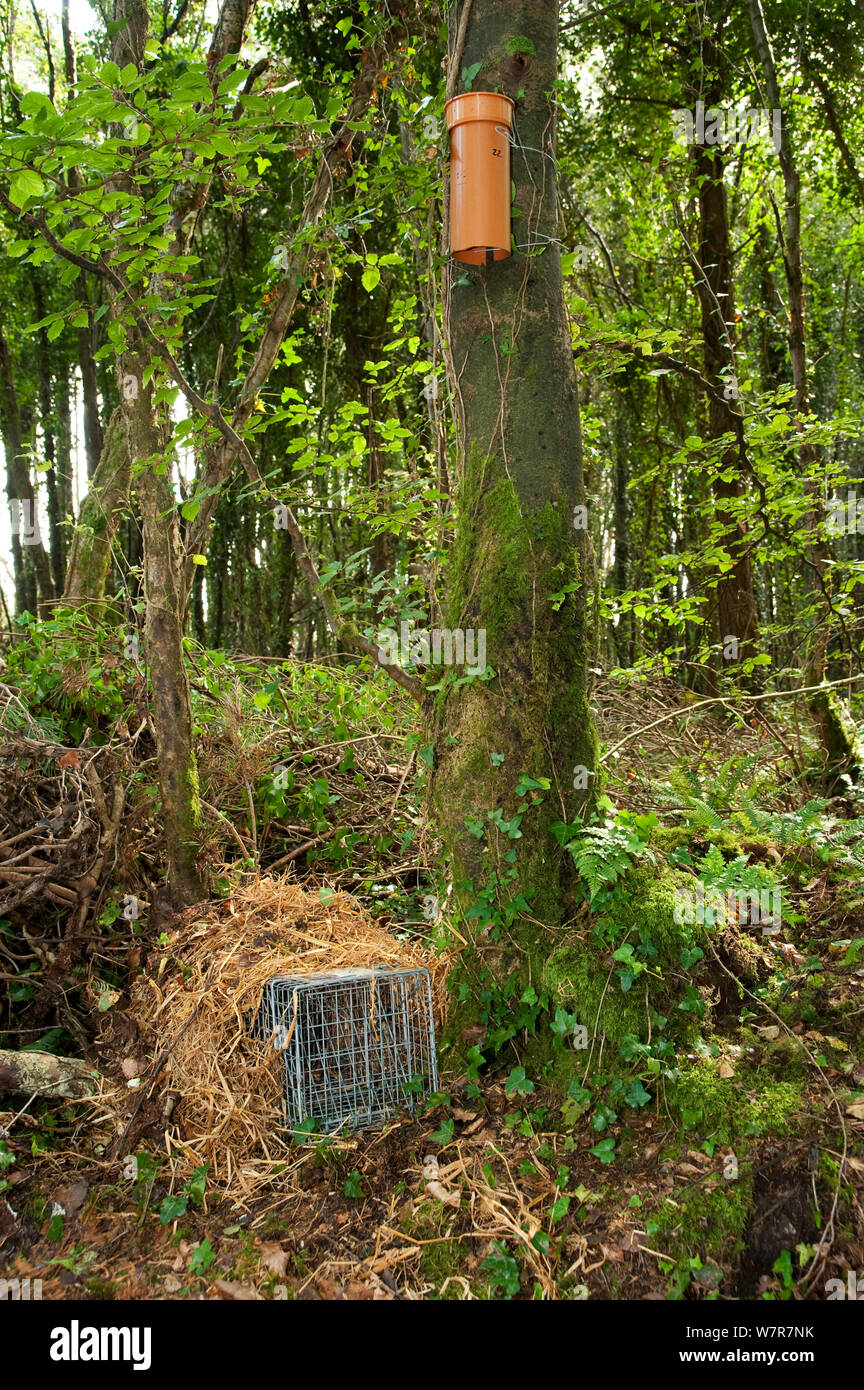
[691,90,759,672]
[122,348,204,905]
[62,408,130,614]
[432,0,597,1004]
[111,0,204,905]
[748,0,859,783]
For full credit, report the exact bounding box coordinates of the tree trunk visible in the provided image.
[126,358,204,906]
[0,318,54,611]
[747,0,859,780]
[31,270,67,594]
[62,407,130,612]
[432,0,598,1006]
[109,0,204,903]
[690,74,759,671]
[76,286,105,481]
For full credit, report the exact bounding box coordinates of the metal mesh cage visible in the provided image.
[255,967,438,1132]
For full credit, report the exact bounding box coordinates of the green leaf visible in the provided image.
[481,1241,520,1296]
[429,1117,455,1146]
[589,1138,616,1164]
[550,1194,570,1223]
[183,1164,209,1206]
[191,553,207,566]
[461,62,482,91]
[361,266,380,292]
[504,1065,534,1097]
[343,1169,364,1198]
[158,1194,188,1224]
[10,170,45,205]
[189,1238,215,1276]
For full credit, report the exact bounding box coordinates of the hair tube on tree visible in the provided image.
[445,92,515,264]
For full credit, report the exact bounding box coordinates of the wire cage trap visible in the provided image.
[255,966,438,1133]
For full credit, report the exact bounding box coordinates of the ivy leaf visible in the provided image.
[589,1138,616,1165]
[505,1065,534,1097]
[429,1117,455,1146]
[625,1079,652,1108]
[188,1238,215,1276]
[550,1194,570,1223]
[158,1194,188,1225]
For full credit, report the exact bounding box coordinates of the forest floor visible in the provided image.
[1,661,863,1301]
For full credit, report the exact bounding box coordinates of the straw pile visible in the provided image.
[126,876,448,1191]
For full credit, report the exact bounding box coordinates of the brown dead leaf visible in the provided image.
[315,1276,347,1300]
[345,1281,375,1300]
[121,1058,141,1079]
[213,1279,258,1300]
[53,1181,88,1219]
[717,1060,735,1079]
[258,1241,290,1278]
[845,1100,864,1120]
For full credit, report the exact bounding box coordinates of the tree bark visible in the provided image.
[747,0,858,779]
[692,130,759,669]
[0,317,55,611]
[62,407,130,611]
[124,349,204,904]
[433,0,598,1000]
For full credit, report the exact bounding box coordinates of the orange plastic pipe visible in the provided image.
[445,92,515,265]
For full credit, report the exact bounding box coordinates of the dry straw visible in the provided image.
[126,875,449,1193]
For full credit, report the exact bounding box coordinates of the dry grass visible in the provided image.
[124,875,449,1194]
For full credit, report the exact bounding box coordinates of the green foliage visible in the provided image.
[481,1241,521,1298]
[188,1239,216,1277]
[157,1164,209,1226]
[554,804,658,906]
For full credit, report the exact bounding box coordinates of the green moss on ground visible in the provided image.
[539,865,712,1054]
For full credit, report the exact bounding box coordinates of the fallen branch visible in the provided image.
[600,674,864,765]
[0,1049,99,1100]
